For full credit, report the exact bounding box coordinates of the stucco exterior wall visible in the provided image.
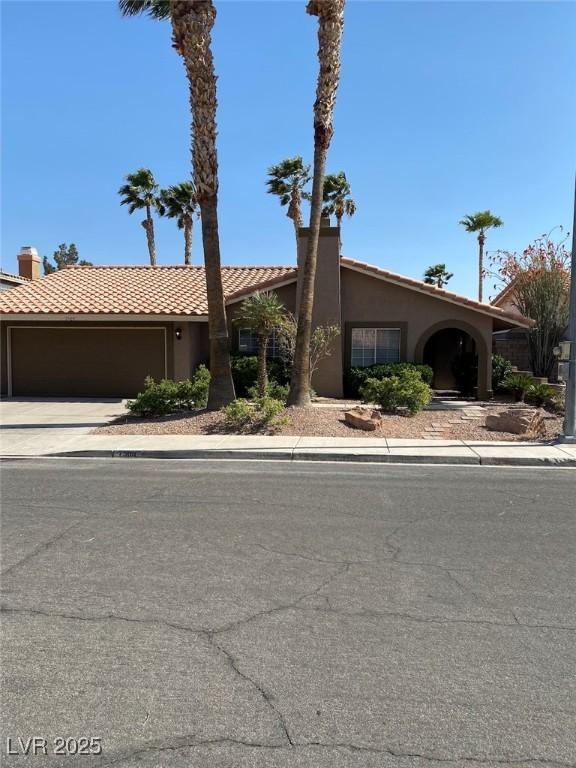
[340,267,494,397]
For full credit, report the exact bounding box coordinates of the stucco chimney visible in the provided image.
[296,218,343,397]
[18,247,41,280]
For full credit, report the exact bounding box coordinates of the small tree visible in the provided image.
[119,168,163,266]
[236,292,285,397]
[489,231,570,378]
[277,312,340,387]
[322,171,356,227]
[159,182,199,265]
[423,264,453,288]
[43,243,92,275]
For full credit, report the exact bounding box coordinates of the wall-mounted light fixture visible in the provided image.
[175,327,182,341]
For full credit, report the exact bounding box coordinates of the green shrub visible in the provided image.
[502,373,534,402]
[527,382,555,408]
[231,354,286,397]
[126,365,211,416]
[360,370,432,416]
[222,396,287,431]
[492,355,514,392]
[345,363,433,398]
[246,380,289,403]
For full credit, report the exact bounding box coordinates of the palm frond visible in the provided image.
[118,0,170,20]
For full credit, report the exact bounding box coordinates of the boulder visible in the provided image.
[344,407,381,431]
[485,408,545,437]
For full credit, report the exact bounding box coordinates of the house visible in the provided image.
[0,248,33,292]
[0,222,530,399]
[490,279,533,372]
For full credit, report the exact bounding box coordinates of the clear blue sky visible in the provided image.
[2,0,575,298]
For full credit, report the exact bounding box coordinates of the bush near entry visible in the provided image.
[126,365,210,416]
[345,363,433,398]
[230,354,287,397]
[360,369,432,416]
[222,397,287,431]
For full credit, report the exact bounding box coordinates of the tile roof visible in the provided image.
[0,270,29,285]
[340,257,532,327]
[0,265,297,316]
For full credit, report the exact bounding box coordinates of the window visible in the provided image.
[238,328,281,358]
[350,327,401,367]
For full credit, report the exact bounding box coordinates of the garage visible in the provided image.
[8,326,167,397]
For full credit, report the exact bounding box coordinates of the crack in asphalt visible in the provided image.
[98,736,576,767]
[0,521,83,578]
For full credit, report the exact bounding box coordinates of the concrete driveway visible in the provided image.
[0,398,127,455]
[1,460,575,767]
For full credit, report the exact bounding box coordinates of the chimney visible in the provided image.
[18,247,41,280]
[296,217,343,397]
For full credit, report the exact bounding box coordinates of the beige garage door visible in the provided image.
[10,327,167,397]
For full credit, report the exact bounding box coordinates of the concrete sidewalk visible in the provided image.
[2,430,576,466]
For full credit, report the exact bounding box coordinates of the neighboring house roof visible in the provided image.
[0,270,29,287]
[490,279,516,308]
[0,259,531,327]
[340,258,532,327]
[0,265,297,317]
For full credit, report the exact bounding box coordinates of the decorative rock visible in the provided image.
[344,407,381,431]
[485,408,546,437]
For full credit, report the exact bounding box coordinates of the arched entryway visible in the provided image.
[415,320,489,398]
[423,328,477,394]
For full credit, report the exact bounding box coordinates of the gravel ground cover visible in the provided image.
[95,403,562,442]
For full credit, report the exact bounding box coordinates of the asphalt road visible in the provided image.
[1,459,575,768]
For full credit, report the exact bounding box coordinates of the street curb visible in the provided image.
[3,448,575,467]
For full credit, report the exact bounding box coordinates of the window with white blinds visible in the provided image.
[238,328,281,358]
[350,328,401,367]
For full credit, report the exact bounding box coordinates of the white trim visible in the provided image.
[1,313,208,322]
[7,325,168,397]
[340,263,530,328]
[225,277,297,305]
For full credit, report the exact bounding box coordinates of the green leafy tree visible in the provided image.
[423,263,453,288]
[288,0,346,407]
[459,210,503,302]
[118,168,163,266]
[322,171,356,227]
[159,182,199,265]
[266,157,311,244]
[119,0,236,407]
[43,243,92,275]
[236,292,285,396]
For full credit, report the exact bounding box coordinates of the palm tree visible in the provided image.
[237,292,285,396]
[119,0,235,408]
[459,210,503,302]
[287,0,346,407]
[118,168,162,266]
[266,157,311,245]
[159,182,199,265]
[423,263,453,289]
[322,171,356,227]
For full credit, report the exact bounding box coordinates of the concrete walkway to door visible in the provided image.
[0,398,128,456]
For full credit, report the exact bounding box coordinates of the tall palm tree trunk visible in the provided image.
[184,216,193,265]
[257,334,269,397]
[288,188,303,248]
[477,231,485,302]
[288,0,345,407]
[170,0,235,409]
[142,204,157,266]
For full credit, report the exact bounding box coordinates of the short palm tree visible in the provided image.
[322,171,356,227]
[266,157,311,245]
[118,168,163,266]
[459,210,503,302]
[288,0,346,407]
[120,0,235,408]
[237,292,285,396]
[159,182,199,265]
